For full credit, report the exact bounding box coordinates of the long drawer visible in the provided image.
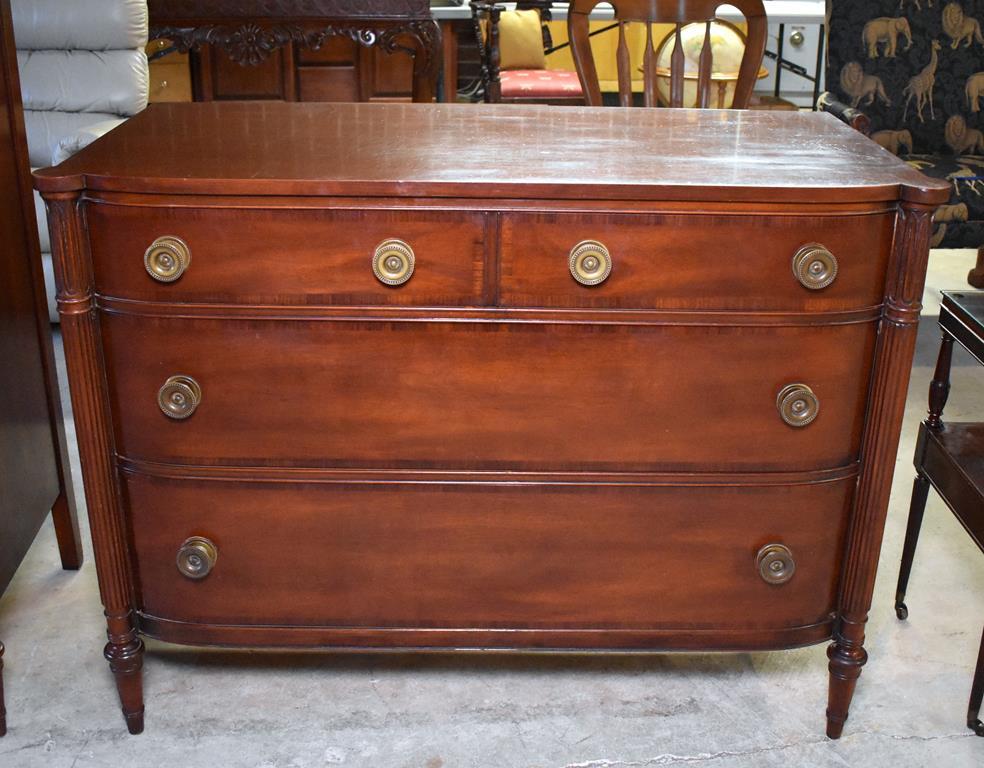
[123,472,853,632]
[101,313,877,472]
[86,202,487,306]
[499,211,894,311]
[86,203,893,314]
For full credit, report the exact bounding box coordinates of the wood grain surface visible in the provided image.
[88,203,486,306]
[123,471,853,632]
[101,313,877,472]
[35,103,950,204]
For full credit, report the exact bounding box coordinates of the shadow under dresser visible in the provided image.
[33,101,950,737]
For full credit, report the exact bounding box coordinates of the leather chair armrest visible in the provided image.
[817,92,871,136]
[51,118,126,165]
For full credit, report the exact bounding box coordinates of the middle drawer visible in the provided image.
[102,313,877,472]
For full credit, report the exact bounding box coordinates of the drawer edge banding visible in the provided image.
[97,296,884,327]
[117,458,861,487]
[82,192,901,217]
[137,614,838,653]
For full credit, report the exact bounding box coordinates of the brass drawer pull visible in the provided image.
[569,240,612,286]
[792,244,838,290]
[373,239,415,286]
[757,543,796,585]
[176,536,218,580]
[158,375,202,420]
[776,383,819,427]
[144,236,191,283]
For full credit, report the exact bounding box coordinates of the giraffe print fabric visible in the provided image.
[828,1,984,248]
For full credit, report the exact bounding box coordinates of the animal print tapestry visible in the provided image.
[827,0,984,156]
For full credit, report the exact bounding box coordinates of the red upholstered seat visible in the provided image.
[499,69,583,99]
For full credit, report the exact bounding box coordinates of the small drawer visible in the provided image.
[86,202,487,306]
[124,472,852,633]
[499,211,894,311]
[148,61,192,103]
[102,313,877,472]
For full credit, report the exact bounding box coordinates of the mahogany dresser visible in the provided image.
[34,102,949,737]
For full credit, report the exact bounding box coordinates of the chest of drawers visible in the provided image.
[34,102,949,737]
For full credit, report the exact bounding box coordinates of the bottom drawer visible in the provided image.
[124,472,853,645]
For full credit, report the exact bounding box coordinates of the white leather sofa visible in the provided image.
[13,0,148,320]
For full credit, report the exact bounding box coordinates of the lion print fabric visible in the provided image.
[828,1,984,248]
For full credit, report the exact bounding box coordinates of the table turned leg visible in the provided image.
[969,625,984,736]
[51,490,83,572]
[896,333,954,620]
[894,475,931,620]
[969,246,984,289]
[926,334,954,432]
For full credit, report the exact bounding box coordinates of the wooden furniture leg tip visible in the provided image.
[105,637,145,735]
[51,493,83,571]
[894,601,909,621]
[825,713,846,740]
[969,248,984,289]
[826,638,866,739]
[0,641,5,738]
[124,710,145,735]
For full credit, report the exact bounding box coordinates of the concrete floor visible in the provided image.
[1,251,982,767]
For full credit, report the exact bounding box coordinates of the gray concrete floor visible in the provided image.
[1,251,983,767]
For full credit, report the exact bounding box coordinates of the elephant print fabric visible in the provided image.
[828,1,984,249]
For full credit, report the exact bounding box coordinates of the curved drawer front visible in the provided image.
[86,202,487,306]
[102,314,877,471]
[499,211,894,311]
[125,472,852,634]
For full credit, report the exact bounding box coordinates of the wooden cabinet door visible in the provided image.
[0,0,78,591]
[191,39,415,102]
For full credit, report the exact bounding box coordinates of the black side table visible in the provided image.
[895,290,984,736]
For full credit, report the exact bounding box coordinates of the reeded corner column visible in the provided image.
[826,201,935,739]
[41,190,145,735]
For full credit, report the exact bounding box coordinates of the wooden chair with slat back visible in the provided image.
[472,1,584,105]
[568,0,768,109]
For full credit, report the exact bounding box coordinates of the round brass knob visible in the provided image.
[144,236,191,283]
[158,375,202,420]
[569,240,612,286]
[776,383,819,428]
[792,244,838,290]
[757,543,796,585]
[373,239,415,286]
[176,536,218,580]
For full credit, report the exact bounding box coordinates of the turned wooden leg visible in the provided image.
[0,641,6,737]
[968,246,984,289]
[826,615,869,739]
[926,334,953,432]
[104,620,145,735]
[51,490,83,571]
[894,474,930,620]
[969,625,984,736]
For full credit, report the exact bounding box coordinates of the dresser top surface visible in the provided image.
[34,102,949,205]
